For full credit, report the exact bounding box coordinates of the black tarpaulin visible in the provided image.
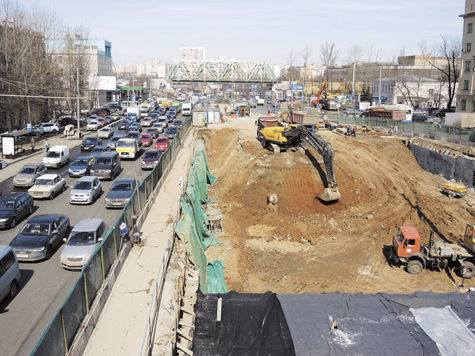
[193,291,295,356]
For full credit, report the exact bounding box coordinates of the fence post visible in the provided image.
[61,310,69,352]
[100,246,105,281]
[83,273,90,313]
[113,228,118,258]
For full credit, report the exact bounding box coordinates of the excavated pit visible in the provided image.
[202,124,475,294]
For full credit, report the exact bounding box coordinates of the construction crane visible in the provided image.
[257,117,340,202]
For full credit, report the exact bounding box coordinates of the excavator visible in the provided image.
[257,117,340,202]
[310,83,328,108]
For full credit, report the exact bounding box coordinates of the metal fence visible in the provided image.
[323,111,475,145]
[31,119,192,355]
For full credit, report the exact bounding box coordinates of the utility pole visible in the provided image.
[127,74,130,107]
[76,66,81,137]
[132,73,135,104]
[378,64,382,105]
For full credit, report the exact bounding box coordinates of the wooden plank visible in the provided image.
[217,297,222,322]
[177,342,194,356]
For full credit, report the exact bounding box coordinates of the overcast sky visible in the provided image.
[23,0,464,65]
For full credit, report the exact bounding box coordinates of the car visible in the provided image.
[108,134,125,150]
[128,123,142,132]
[90,152,121,180]
[42,145,70,168]
[118,120,130,130]
[89,145,110,158]
[97,117,107,128]
[165,125,178,139]
[116,138,141,159]
[141,149,162,170]
[152,122,165,133]
[140,133,153,147]
[89,108,111,116]
[167,111,176,121]
[28,173,66,200]
[40,122,60,134]
[249,99,257,108]
[10,214,70,261]
[104,178,137,209]
[141,117,155,127]
[81,136,103,151]
[126,113,138,122]
[0,192,34,229]
[69,176,102,205]
[126,130,141,142]
[158,107,167,115]
[173,119,184,128]
[0,246,21,302]
[150,112,159,120]
[155,137,170,151]
[98,126,113,139]
[146,127,159,138]
[13,163,47,188]
[60,218,108,270]
[68,156,94,177]
[87,120,100,131]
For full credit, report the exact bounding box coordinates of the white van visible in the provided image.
[42,145,70,168]
[0,246,21,302]
[182,103,192,116]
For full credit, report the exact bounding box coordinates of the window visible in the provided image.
[466,60,472,72]
[469,23,473,33]
[464,80,470,90]
[407,239,416,247]
[429,89,435,95]
[462,99,467,111]
[468,43,472,53]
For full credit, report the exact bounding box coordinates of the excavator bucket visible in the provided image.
[319,187,341,202]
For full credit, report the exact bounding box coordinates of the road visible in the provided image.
[0,115,184,356]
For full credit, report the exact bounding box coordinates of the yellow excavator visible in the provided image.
[257,117,341,202]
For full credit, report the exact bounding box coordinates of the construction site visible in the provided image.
[200,114,475,295]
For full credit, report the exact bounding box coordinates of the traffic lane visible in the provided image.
[0,146,153,356]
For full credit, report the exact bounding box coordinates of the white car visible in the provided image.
[28,174,66,200]
[98,127,113,139]
[40,122,60,133]
[87,120,100,131]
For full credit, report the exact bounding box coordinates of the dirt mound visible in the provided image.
[202,124,474,294]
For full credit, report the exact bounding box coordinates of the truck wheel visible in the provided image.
[407,260,423,274]
[461,261,474,279]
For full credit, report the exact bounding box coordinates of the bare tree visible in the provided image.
[394,75,423,109]
[345,45,363,64]
[287,50,295,83]
[300,47,311,96]
[422,35,461,109]
[320,42,338,89]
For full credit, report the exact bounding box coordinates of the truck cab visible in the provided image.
[464,223,475,253]
[393,226,422,259]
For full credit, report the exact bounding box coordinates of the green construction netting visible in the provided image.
[175,140,227,294]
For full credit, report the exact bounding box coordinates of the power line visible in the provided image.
[0,94,84,99]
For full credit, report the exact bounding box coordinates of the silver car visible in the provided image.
[69,176,102,205]
[60,218,108,270]
[13,163,47,188]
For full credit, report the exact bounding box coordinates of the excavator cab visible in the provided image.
[464,223,475,253]
[393,227,422,258]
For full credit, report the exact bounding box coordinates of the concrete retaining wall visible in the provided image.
[408,143,475,188]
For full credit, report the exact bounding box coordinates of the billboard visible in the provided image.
[88,76,117,91]
[2,136,15,156]
[291,83,303,91]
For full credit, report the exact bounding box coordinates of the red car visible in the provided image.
[140,133,153,147]
[155,137,170,151]
[97,117,107,128]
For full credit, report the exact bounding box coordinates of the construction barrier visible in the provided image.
[175,140,228,294]
[31,119,192,355]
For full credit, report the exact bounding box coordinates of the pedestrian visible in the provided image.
[346,125,351,136]
[30,137,35,152]
[352,125,357,137]
[45,139,50,152]
[224,105,228,113]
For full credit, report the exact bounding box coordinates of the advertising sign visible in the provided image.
[2,136,15,156]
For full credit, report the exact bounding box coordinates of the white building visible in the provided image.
[177,47,206,61]
[47,37,115,107]
[372,75,453,109]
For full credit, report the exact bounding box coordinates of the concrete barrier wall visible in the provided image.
[408,143,475,188]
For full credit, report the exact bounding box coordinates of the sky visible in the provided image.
[20,0,464,66]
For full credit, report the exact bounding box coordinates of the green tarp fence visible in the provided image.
[175,140,227,294]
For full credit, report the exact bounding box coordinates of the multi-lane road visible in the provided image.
[0,116,183,356]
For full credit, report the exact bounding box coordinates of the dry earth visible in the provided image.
[202,118,475,294]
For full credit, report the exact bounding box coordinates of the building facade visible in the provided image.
[457,0,475,113]
[177,47,206,61]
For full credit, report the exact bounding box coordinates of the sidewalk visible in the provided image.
[0,134,83,182]
[83,130,195,355]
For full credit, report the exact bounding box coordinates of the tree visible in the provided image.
[422,35,461,109]
[320,42,338,88]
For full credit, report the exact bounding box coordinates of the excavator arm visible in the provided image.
[283,126,340,202]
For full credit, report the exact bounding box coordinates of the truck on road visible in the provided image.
[389,225,475,278]
[182,103,192,116]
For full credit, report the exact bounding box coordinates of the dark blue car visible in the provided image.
[68,156,94,177]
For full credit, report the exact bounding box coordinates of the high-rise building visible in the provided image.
[177,47,206,61]
[457,0,475,112]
